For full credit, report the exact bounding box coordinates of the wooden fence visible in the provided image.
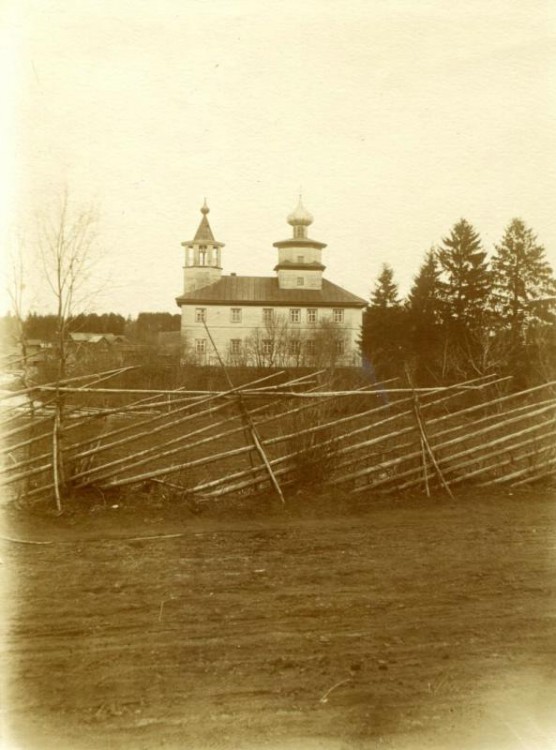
[1,366,555,507]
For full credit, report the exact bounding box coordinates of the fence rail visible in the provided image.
[1,367,555,507]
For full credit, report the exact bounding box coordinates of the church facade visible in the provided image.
[175,199,366,367]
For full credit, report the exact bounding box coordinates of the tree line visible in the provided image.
[360,218,556,387]
[1,311,181,344]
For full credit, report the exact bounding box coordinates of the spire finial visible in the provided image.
[201,198,209,215]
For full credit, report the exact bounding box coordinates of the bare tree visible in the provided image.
[36,192,100,509]
[38,192,99,381]
[6,242,32,390]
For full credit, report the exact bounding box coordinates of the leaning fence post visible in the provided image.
[412,389,454,500]
[203,321,285,504]
[52,405,63,513]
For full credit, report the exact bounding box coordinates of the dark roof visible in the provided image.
[194,215,215,242]
[273,237,326,250]
[176,276,367,307]
[274,260,325,271]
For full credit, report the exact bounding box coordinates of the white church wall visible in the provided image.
[180,304,363,366]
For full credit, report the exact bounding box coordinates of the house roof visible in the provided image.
[176,276,367,308]
[69,332,125,344]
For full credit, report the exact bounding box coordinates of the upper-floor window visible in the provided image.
[195,308,207,323]
[296,277,304,286]
[263,308,273,324]
[307,308,318,324]
[289,308,301,324]
[230,339,241,355]
[230,308,242,323]
[199,246,207,266]
[333,308,344,323]
[297,255,304,264]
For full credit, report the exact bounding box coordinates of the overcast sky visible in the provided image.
[2,0,556,316]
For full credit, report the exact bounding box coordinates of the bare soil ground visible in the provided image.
[1,486,556,750]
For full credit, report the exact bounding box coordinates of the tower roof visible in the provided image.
[273,196,326,249]
[287,196,313,227]
[193,200,216,242]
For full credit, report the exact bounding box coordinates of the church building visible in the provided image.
[175,199,367,367]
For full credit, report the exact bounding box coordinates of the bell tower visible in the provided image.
[273,197,327,290]
[182,200,224,293]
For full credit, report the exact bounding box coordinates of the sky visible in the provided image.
[2,0,556,316]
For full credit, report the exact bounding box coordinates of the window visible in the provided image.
[263,308,273,323]
[335,340,345,355]
[289,308,301,324]
[230,308,242,323]
[230,339,241,355]
[297,255,304,264]
[262,339,273,355]
[307,308,318,324]
[305,340,316,355]
[333,308,344,323]
[296,277,304,286]
[199,246,207,266]
[288,339,301,356]
[195,339,206,355]
[195,308,206,323]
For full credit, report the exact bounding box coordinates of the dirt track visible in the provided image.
[2,487,556,750]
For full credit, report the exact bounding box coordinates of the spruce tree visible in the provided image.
[406,249,444,383]
[370,264,400,308]
[407,249,442,323]
[360,264,408,379]
[437,219,491,327]
[491,218,556,337]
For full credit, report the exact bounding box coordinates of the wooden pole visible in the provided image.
[407,369,455,500]
[79,376,510,493]
[348,408,556,494]
[203,321,285,504]
[52,406,62,513]
[17,370,315,497]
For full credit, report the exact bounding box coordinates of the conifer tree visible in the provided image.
[370,264,400,308]
[360,264,407,378]
[407,249,442,322]
[491,218,556,338]
[406,249,444,383]
[437,219,491,327]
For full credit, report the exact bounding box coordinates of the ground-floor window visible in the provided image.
[262,339,273,355]
[305,340,316,355]
[195,339,206,355]
[288,339,301,356]
[230,338,241,355]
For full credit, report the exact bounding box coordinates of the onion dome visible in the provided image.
[287,196,313,227]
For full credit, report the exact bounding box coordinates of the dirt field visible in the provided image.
[1,486,556,750]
